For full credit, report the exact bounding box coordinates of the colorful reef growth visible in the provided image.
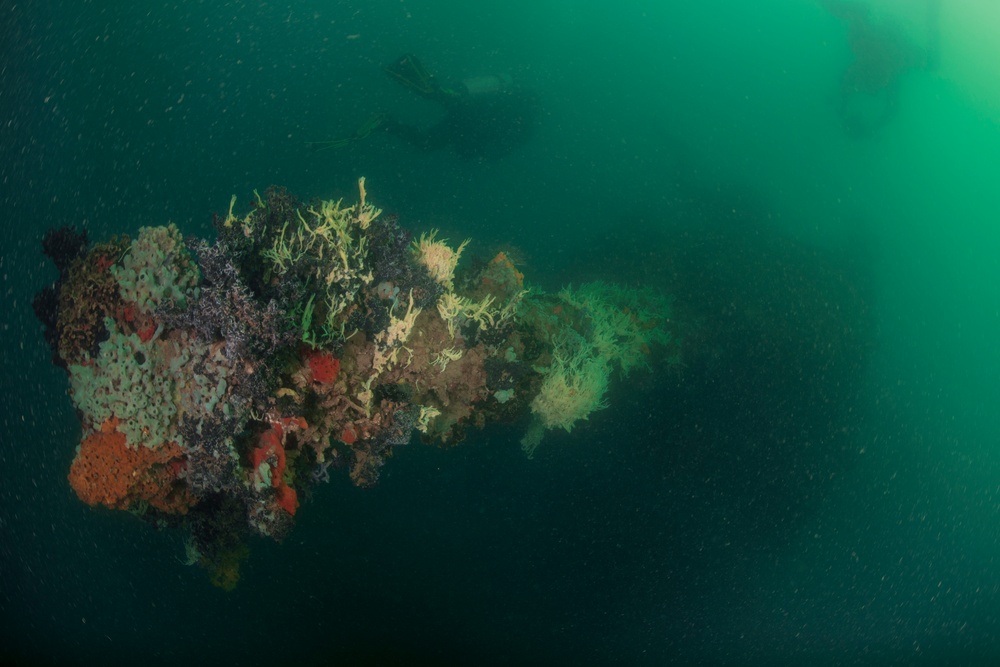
[34,179,678,588]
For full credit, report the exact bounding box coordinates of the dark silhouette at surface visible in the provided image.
[381,54,539,159]
[310,55,538,159]
[823,0,940,137]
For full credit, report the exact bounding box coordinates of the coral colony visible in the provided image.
[33,179,675,589]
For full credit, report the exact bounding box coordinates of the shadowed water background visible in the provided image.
[2,1,1000,664]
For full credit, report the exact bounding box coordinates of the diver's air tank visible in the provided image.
[459,73,513,97]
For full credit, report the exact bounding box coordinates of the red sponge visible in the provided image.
[306,351,340,384]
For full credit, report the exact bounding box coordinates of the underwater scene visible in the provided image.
[3,0,1000,665]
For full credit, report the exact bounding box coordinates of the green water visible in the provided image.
[2,1,1000,664]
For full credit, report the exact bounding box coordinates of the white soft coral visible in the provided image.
[412,230,469,290]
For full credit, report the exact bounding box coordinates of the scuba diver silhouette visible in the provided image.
[822,0,941,137]
[310,54,538,159]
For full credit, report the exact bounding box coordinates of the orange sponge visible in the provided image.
[68,418,195,514]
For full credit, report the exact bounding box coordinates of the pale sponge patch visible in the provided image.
[68,318,178,449]
[112,224,200,314]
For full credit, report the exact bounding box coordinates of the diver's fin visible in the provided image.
[307,113,388,153]
[384,54,437,96]
[306,137,354,153]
